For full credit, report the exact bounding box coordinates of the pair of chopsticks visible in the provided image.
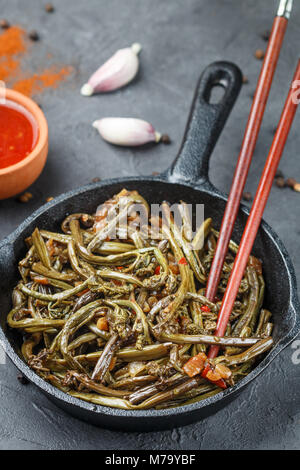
[204,1,299,364]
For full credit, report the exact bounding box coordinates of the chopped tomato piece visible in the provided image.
[183,352,207,377]
[215,363,232,380]
[112,279,122,286]
[154,265,161,275]
[215,379,227,389]
[34,276,49,285]
[76,288,89,297]
[178,257,188,265]
[202,364,227,389]
[97,317,109,331]
[201,305,211,312]
[206,369,222,382]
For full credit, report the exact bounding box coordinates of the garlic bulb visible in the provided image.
[81,43,142,96]
[93,118,162,146]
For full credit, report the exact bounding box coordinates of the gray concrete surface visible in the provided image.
[1,0,300,450]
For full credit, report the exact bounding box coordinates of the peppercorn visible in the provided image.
[28,30,40,41]
[17,374,29,385]
[261,30,271,41]
[254,49,265,60]
[0,19,10,29]
[18,192,33,203]
[270,126,277,135]
[242,191,252,201]
[275,169,284,179]
[45,3,55,12]
[286,177,297,189]
[275,177,285,188]
[161,134,171,144]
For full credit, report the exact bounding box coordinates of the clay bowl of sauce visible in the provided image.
[0,89,48,200]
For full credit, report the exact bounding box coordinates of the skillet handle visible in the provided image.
[167,61,242,184]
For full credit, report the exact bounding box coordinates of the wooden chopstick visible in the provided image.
[208,59,300,359]
[205,0,292,303]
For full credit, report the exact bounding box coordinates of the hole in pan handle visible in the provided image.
[167,61,242,185]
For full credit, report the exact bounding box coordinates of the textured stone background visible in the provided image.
[1,0,300,450]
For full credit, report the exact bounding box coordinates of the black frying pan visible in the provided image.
[1,62,299,432]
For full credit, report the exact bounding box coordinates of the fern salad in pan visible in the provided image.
[7,189,273,410]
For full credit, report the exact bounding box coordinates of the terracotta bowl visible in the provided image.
[0,89,48,200]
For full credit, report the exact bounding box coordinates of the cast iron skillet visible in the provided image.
[1,62,299,431]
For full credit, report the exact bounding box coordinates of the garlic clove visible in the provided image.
[81,43,142,96]
[80,83,94,97]
[93,118,162,146]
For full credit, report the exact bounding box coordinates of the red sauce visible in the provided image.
[0,99,38,169]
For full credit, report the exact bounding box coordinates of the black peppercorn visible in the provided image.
[45,3,55,13]
[261,30,271,41]
[275,177,286,188]
[0,19,10,29]
[28,30,40,41]
[17,374,29,385]
[161,134,171,144]
[242,192,253,202]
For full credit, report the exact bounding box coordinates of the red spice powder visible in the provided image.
[13,66,73,96]
[0,26,25,81]
[0,25,26,57]
[0,25,72,96]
